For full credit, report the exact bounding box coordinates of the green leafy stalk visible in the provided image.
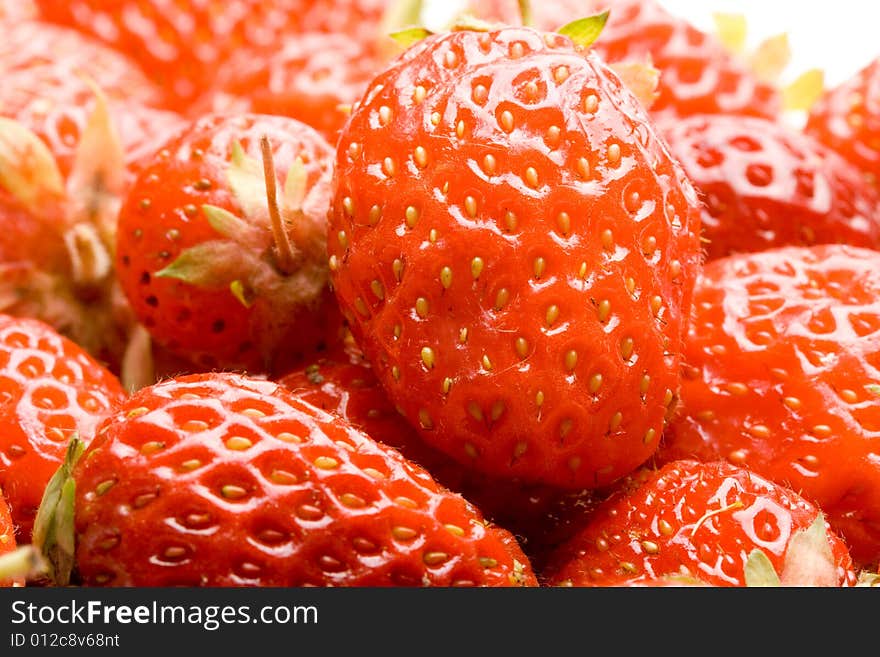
[154,241,247,287]
[31,436,85,586]
[203,204,251,239]
[389,26,434,47]
[745,514,838,587]
[557,11,610,49]
[744,549,781,587]
[259,135,297,276]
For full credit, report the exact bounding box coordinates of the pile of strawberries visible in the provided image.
[1,0,879,588]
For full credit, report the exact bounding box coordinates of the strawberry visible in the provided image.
[0,115,125,369]
[278,341,595,555]
[0,20,162,110]
[327,23,702,489]
[33,0,412,112]
[0,490,22,586]
[657,113,880,260]
[806,57,880,189]
[0,109,182,373]
[116,112,342,375]
[0,314,125,543]
[36,372,537,587]
[0,20,186,369]
[528,0,782,120]
[542,459,857,587]
[201,32,383,146]
[657,244,880,569]
[620,575,712,587]
[0,19,180,192]
[0,20,184,181]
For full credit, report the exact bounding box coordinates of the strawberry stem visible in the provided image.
[690,500,744,538]
[120,324,155,393]
[260,135,297,276]
[518,0,533,27]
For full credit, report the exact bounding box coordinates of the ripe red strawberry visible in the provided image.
[658,113,880,260]
[542,459,857,587]
[620,575,712,587]
[116,112,342,375]
[0,107,183,370]
[529,0,781,120]
[0,21,186,369]
[658,244,880,568]
[806,57,880,189]
[0,19,182,205]
[328,24,702,488]
[201,32,383,146]
[0,20,184,181]
[278,341,596,554]
[0,314,125,542]
[38,372,537,587]
[33,0,403,111]
[0,20,163,120]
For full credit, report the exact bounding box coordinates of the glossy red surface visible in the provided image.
[33,0,393,110]
[659,245,880,567]
[530,0,781,120]
[543,459,857,586]
[329,26,702,488]
[74,372,537,586]
[278,346,597,557]
[659,113,880,260]
[0,314,125,541]
[807,57,880,189]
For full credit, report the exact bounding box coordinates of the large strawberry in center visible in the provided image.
[328,23,702,488]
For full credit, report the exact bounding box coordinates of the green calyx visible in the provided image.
[389,26,434,46]
[857,571,880,586]
[31,435,85,587]
[557,11,610,49]
[743,514,838,587]
[387,3,609,51]
[0,118,66,214]
[743,549,781,587]
[154,139,309,307]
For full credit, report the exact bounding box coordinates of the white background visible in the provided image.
[661,0,880,87]
[425,0,880,88]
